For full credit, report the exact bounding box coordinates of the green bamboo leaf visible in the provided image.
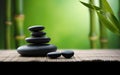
[97,11,120,35]
[80,1,101,10]
[106,12,120,29]
[101,0,120,30]
[80,0,120,35]
[101,0,114,14]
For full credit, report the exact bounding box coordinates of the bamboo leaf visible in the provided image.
[106,12,120,29]
[101,0,120,30]
[80,1,101,10]
[101,0,114,14]
[97,11,120,35]
[80,0,120,35]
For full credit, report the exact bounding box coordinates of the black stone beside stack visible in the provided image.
[17,25,57,57]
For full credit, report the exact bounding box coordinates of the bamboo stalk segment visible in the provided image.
[99,0,108,49]
[118,0,120,21]
[0,0,6,49]
[14,0,25,47]
[89,0,97,49]
[5,0,12,49]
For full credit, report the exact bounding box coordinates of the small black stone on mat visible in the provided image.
[47,50,74,59]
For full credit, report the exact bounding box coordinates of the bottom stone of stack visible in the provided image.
[17,44,57,57]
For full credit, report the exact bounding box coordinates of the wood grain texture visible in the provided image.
[0,50,120,62]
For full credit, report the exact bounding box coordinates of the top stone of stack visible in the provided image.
[28,25,45,32]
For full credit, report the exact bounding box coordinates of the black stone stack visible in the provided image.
[17,25,57,57]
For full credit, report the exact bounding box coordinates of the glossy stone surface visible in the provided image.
[17,44,57,57]
[61,50,74,58]
[47,52,61,59]
[17,25,57,57]
[31,32,46,37]
[25,37,51,44]
[28,25,45,32]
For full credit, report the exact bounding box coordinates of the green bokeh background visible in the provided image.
[23,0,120,49]
[0,0,120,49]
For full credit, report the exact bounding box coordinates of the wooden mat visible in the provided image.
[0,50,120,62]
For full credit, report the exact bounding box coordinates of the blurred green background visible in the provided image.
[0,0,120,49]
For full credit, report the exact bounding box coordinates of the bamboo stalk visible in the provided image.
[99,0,108,49]
[89,0,97,49]
[118,0,120,21]
[14,0,25,47]
[0,0,6,49]
[5,0,12,49]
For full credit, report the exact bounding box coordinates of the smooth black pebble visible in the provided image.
[28,25,45,32]
[25,37,51,43]
[17,44,57,57]
[47,52,61,59]
[61,50,74,58]
[31,32,46,37]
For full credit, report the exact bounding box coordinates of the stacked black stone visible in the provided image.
[17,25,57,57]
